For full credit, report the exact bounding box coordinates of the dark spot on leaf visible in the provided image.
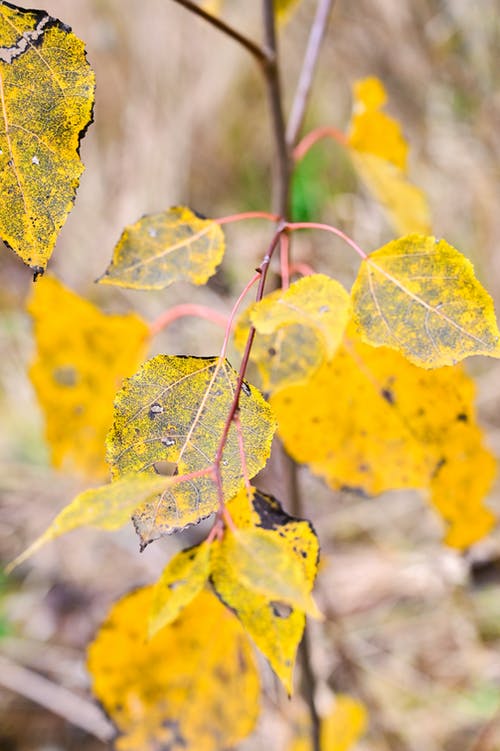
[456,412,468,422]
[53,365,78,386]
[432,457,447,478]
[161,436,176,447]
[32,266,44,281]
[381,388,395,404]
[149,402,164,418]
[270,601,293,618]
[241,382,251,397]
[153,460,177,476]
[192,209,207,220]
[268,347,277,356]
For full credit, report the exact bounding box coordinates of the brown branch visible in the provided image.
[286,0,336,148]
[0,655,115,742]
[170,0,269,64]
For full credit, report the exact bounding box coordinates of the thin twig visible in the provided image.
[170,0,269,64]
[0,655,115,742]
[149,304,228,337]
[286,0,336,148]
[293,124,348,162]
[262,0,291,216]
[285,220,368,260]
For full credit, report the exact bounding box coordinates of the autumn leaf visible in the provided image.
[88,587,260,751]
[235,275,350,392]
[289,695,367,751]
[148,541,211,638]
[351,235,500,367]
[275,0,302,22]
[218,527,322,618]
[211,488,319,694]
[98,207,225,290]
[272,326,496,549]
[7,474,172,572]
[29,276,149,477]
[0,3,94,272]
[347,77,431,235]
[107,355,276,546]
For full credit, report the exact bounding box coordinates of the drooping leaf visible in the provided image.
[351,235,500,368]
[289,695,367,751]
[7,474,171,572]
[235,275,350,392]
[148,541,211,638]
[272,326,496,549]
[98,207,225,290]
[107,355,276,546]
[347,77,431,235]
[0,3,95,272]
[88,587,260,751]
[211,488,319,694]
[29,276,149,477]
[351,152,431,236]
[218,527,322,618]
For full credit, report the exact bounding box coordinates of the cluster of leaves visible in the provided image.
[2,2,500,750]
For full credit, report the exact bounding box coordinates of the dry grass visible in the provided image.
[1,0,500,749]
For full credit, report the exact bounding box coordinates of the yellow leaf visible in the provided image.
[148,541,211,638]
[218,527,322,619]
[271,326,496,549]
[351,234,500,368]
[289,695,367,751]
[107,356,276,546]
[88,587,260,751]
[7,474,172,572]
[235,275,350,393]
[351,152,431,235]
[0,4,94,272]
[275,0,302,23]
[29,276,149,477]
[348,77,407,170]
[347,77,431,235]
[211,488,319,693]
[98,207,225,290]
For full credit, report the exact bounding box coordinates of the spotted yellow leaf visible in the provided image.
[236,275,349,392]
[98,207,225,290]
[0,3,95,272]
[88,586,260,751]
[351,235,500,367]
[148,541,211,638]
[7,474,172,572]
[289,695,367,751]
[211,488,319,693]
[29,276,149,477]
[347,77,431,234]
[272,326,496,549]
[107,356,276,547]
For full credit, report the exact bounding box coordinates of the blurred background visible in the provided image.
[1,0,500,749]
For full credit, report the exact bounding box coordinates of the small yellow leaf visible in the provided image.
[235,275,350,393]
[0,4,95,272]
[211,488,319,694]
[351,234,500,368]
[275,0,302,23]
[7,474,171,572]
[272,326,496,549]
[88,587,260,751]
[351,152,431,236]
[98,207,225,290]
[29,276,149,477]
[348,76,408,170]
[289,695,367,751]
[347,77,431,235]
[148,541,211,637]
[220,527,322,619]
[107,355,276,546]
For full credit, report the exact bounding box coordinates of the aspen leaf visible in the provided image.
[289,695,367,751]
[7,474,171,572]
[98,207,225,290]
[148,541,210,638]
[29,276,149,477]
[235,275,349,392]
[218,527,322,619]
[88,586,260,751]
[351,235,500,368]
[272,326,496,549]
[347,77,431,234]
[107,356,276,546]
[0,3,95,272]
[211,488,319,694]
